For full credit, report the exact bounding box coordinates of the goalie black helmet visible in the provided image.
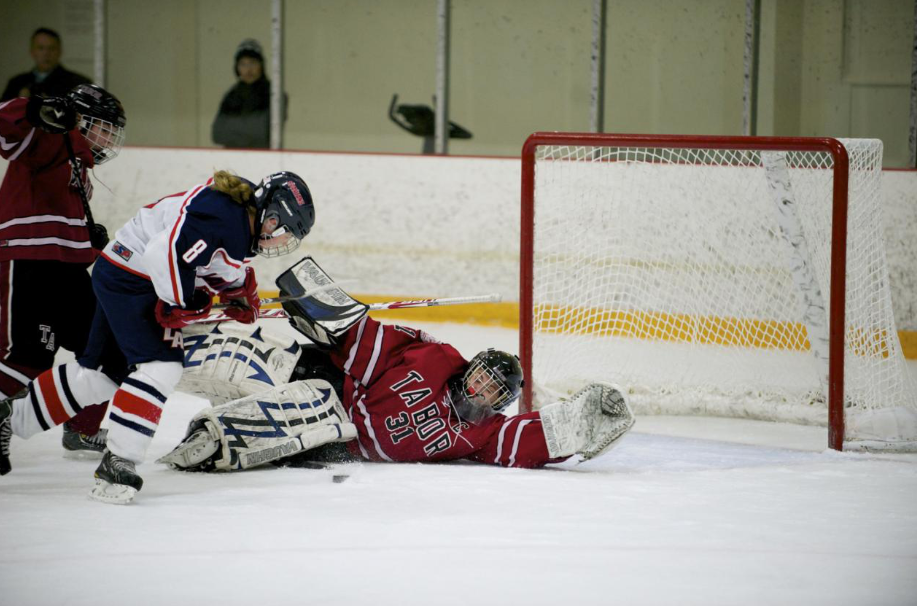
[67,84,126,165]
[452,349,524,423]
[251,171,315,257]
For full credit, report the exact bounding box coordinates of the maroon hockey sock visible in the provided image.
[66,402,109,434]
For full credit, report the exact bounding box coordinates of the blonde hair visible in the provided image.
[210,170,253,207]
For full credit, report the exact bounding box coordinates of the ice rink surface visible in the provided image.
[1,320,916,606]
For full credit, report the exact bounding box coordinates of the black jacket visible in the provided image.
[212,78,285,149]
[1,65,92,101]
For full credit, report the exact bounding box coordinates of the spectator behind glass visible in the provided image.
[212,39,282,149]
[1,28,92,102]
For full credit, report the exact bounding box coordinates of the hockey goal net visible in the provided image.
[519,132,917,452]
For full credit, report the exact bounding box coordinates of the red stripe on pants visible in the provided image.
[112,389,162,425]
[37,369,70,426]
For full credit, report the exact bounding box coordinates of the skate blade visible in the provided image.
[87,478,138,505]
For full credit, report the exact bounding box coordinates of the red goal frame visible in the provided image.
[519,132,850,450]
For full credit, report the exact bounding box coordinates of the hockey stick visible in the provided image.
[63,134,109,250]
[196,293,502,324]
[365,294,501,310]
[211,279,358,310]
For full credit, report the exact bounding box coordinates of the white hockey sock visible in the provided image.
[107,361,183,464]
[10,363,118,439]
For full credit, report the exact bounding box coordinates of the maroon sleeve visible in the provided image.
[462,411,567,468]
[0,98,38,162]
[0,97,91,167]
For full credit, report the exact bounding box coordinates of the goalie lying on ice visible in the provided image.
[161,314,635,472]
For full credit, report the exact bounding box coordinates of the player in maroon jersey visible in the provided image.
[0,84,127,455]
[323,315,554,467]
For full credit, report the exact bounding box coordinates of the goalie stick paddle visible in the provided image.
[196,293,503,325]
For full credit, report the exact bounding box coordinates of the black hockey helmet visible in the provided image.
[67,83,126,165]
[251,171,315,257]
[452,349,524,423]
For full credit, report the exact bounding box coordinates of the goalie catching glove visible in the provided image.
[158,379,356,472]
[539,382,635,460]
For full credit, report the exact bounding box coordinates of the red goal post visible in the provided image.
[519,132,916,452]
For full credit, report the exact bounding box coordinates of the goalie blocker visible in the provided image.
[276,257,368,347]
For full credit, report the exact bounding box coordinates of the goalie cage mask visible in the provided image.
[251,171,315,258]
[68,83,126,165]
[451,349,524,423]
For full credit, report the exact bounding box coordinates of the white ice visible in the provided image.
[1,320,916,606]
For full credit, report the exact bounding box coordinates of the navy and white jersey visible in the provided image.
[100,178,254,307]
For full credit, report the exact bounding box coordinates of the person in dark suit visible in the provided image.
[1,28,92,102]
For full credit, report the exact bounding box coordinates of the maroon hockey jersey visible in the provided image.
[329,316,560,468]
[0,97,97,264]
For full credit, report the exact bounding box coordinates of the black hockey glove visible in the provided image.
[26,95,77,134]
[89,224,109,250]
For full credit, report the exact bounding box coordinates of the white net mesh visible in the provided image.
[526,138,917,451]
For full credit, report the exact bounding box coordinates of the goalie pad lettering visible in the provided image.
[178,324,301,405]
[159,379,357,472]
[276,256,367,346]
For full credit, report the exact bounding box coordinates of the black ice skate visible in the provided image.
[62,422,107,459]
[88,450,143,505]
[0,397,12,476]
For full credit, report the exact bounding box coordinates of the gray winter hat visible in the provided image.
[234,39,264,73]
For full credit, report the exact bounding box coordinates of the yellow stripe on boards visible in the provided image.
[899,331,917,360]
[259,292,518,327]
[533,305,811,350]
[258,291,917,359]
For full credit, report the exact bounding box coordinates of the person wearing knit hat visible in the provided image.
[212,39,282,148]
[234,39,264,82]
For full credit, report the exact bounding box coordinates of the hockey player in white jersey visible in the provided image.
[0,169,314,504]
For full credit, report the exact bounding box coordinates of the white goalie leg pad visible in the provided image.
[159,379,357,471]
[178,324,301,405]
[539,382,635,460]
